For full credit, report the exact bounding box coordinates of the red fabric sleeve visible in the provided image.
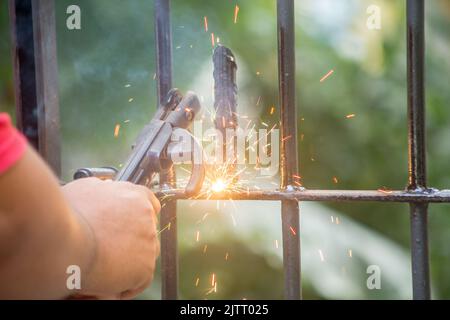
[0,113,27,175]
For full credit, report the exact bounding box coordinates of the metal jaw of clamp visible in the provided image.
[74,89,205,196]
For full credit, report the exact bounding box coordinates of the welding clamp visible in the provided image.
[74,89,205,196]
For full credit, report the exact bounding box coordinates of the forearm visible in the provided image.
[0,146,96,299]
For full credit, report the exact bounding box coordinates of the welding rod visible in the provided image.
[213,45,238,171]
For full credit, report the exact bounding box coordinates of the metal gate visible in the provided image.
[9,0,450,300]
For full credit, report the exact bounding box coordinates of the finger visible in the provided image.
[147,190,161,215]
[137,185,161,215]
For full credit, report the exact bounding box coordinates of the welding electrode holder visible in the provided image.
[73,89,205,196]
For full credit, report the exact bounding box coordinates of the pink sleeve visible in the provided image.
[0,113,27,174]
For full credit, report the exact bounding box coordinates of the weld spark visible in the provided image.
[318,249,325,262]
[270,106,275,115]
[289,226,297,236]
[211,273,216,286]
[204,16,208,32]
[114,124,120,138]
[320,69,334,82]
[234,5,240,23]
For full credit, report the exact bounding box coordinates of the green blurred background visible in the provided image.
[1,0,450,299]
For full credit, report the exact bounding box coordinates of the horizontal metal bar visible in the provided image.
[156,188,450,203]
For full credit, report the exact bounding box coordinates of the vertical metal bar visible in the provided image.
[407,0,430,300]
[9,0,38,148]
[154,0,178,300]
[31,0,61,176]
[277,0,300,300]
[8,0,61,176]
[155,0,173,107]
[409,202,430,299]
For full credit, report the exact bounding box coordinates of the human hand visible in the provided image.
[62,178,160,299]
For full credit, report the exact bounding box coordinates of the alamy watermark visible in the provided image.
[167,120,280,176]
[366,5,381,30]
[66,5,81,30]
[66,264,81,290]
[366,265,381,290]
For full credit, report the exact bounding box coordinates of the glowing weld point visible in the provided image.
[211,33,215,47]
[211,179,227,193]
[348,249,353,258]
[195,278,200,287]
[346,113,356,119]
[196,231,200,242]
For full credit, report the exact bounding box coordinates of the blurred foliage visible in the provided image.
[1,0,450,299]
